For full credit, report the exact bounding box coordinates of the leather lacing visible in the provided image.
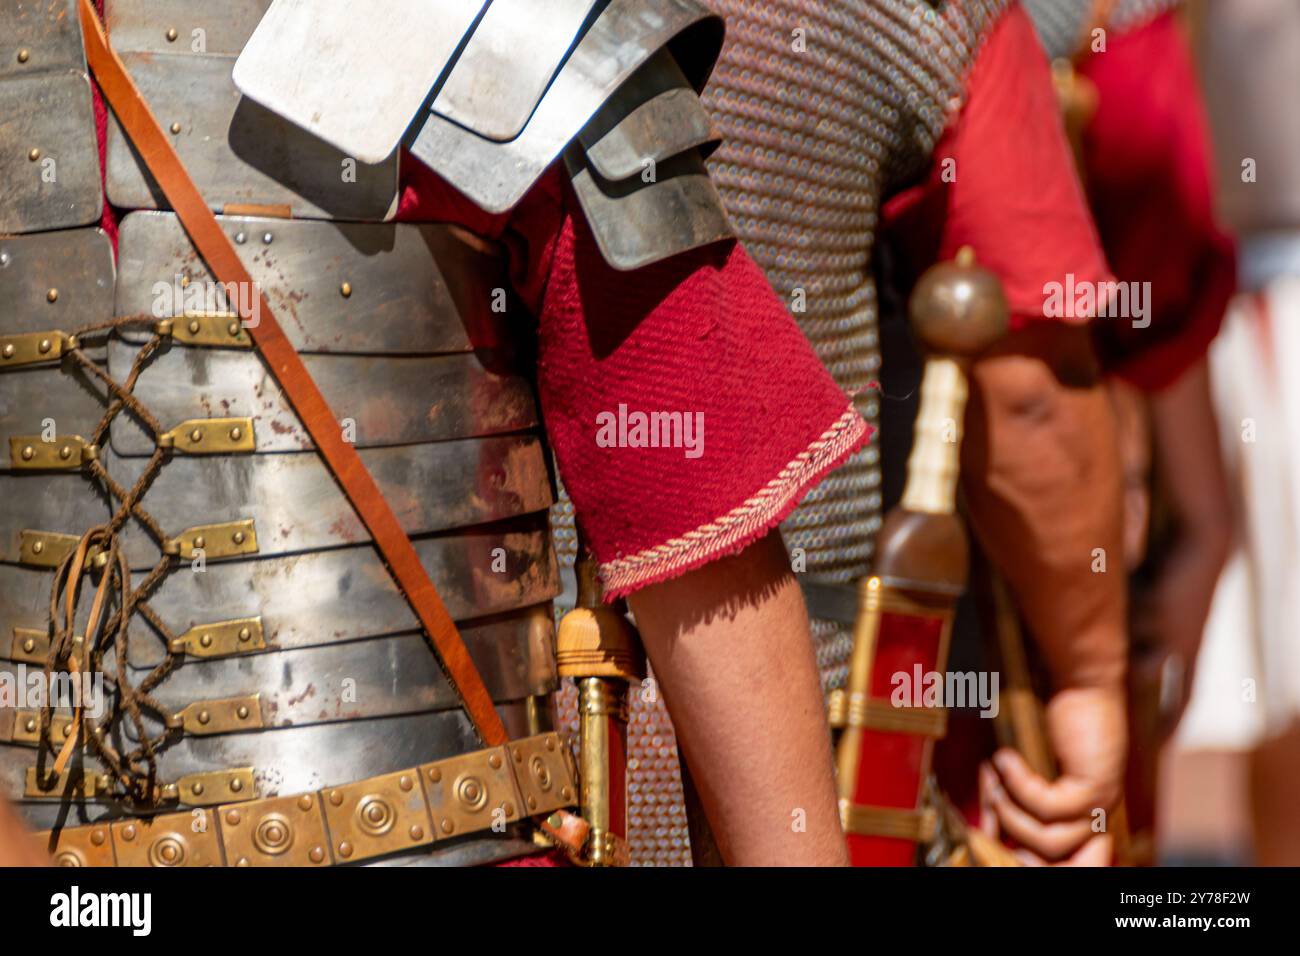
[34,315,192,810]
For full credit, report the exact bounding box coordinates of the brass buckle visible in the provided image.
[219,792,331,867]
[8,435,98,470]
[172,694,264,736]
[165,311,253,349]
[159,417,256,454]
[0,330,74,369]
[319,769,434,864]
[164,520,259,560]
[168,617,266,658]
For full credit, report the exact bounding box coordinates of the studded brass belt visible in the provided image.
[36,731,577,867]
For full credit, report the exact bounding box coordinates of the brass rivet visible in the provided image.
[192,535,206,549]
[440,818,454,835]
[59,445,72,460]
[122,824,137,841]
[180,275,190,287]
[488,753,502,770]
[339,282,352,298]
[197,710,211,725]
[399,774,412,792]
[21,638,35,653]
[44,288,56,303]
[230,777,244,792]
[309,846,325,863]
[235,232,247,244]
[503,801,515,817]
[23,718,35,733]
[166,27,178,41]
[427,768,441,783]
[38,337,51,352]
[409,825,424,841]
[170,122,182,134]
[225,810,241,826]
[337,841,353,858]
[17,49,30,63]
[90,829,106,846]
[238,627,251,642]
[28,148,40,162]
[227,321,241,336]
[31,541,44,555]
[527,795,537,810]
[236,705,249,719]
[328,790,343,807]
[512,747,522,762]
[561,786,573,801]
[62,723,72,736]
[199,633,212,647]
[228,426,242,441]
[262,232,273,245]
[232,530,246,545]
[546,736,556,751]
[298,795,313,811]
[188,427,203,443]
[236,857,250,867]
[21,446,34,460]
[188,319,201,334]
[3,344,14,358]
[192,782,205,795]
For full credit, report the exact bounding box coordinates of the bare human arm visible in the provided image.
[627,531,848,866]
[962,323,1128,865]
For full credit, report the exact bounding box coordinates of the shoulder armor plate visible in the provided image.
[236,0,732,268]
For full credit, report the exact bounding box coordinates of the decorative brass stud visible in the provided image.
[3,344,14,358]
[197,709,211,725]
[166,27,178,41]
[398,774,412,792]
[188,319,201,334]
[121,824,137,842]
[188,427,203,443]
[192,781,205,796]
[298,794,313,812]
[337,841,353,858]
[170,122,182,134]
[21,638,35,654]
[232,530,246,546]
[427,767,441,783]
[230,777,244,793]
[192,535,205,549]
[58,445,72,460]
[340,282,352,298]
[22,718,35,733]
[225,809,241,826]
[45,289,57,304]
[328,789,343,807]
[309,846,325,863]
[90,829,106,847]
[488,753,502,770]
[440,818,454,835]
[38,337,51,352]
[199,633,213,648]
[409,825,423,841]
[17,49,30,63]
[28,148,40,162]
[20,446,34,461]
[238,627,252,642]
[229,426,243,441]
[227,321,241,337]
[31,541,44,555]
[235,705,249,720]
[262,232,273,245]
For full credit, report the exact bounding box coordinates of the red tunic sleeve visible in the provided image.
[397,161,868,599]
[882,3,1113,328]
[1078,11,1237,391]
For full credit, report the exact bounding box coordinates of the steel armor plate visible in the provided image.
[0,70,103,233]
[113,213,513,354]
[232,0,491,164]
[0,0,86,79]
[0,229,115,350]
[104,342,539,455]
[106,0,273,57]
[105,53,398,219]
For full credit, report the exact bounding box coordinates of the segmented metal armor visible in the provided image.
[1023,0,1183,59]
[1,0,731,867]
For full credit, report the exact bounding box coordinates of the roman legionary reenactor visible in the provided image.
[702,0,1130,865]
[1022,0,1237,864]
[0,0,867,867]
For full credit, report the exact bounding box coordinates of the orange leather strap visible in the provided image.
[76,0,507,746]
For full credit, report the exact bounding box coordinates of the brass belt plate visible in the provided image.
[321,769,435,864]
[111,812,224,868]
[0,331,72,369]
[8,435,97,470]
[18,530,82,569]
[509,732,577,817]
[421,745,523,840]
[167,519,258,560]
[10,627,83,666]
[42,824,117,868]
[160,417,256,454]
[219,792,331,867]
[167,312,253,349]
[173,694,264,736]
[174,768,257,807]
[168,617,266,659]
